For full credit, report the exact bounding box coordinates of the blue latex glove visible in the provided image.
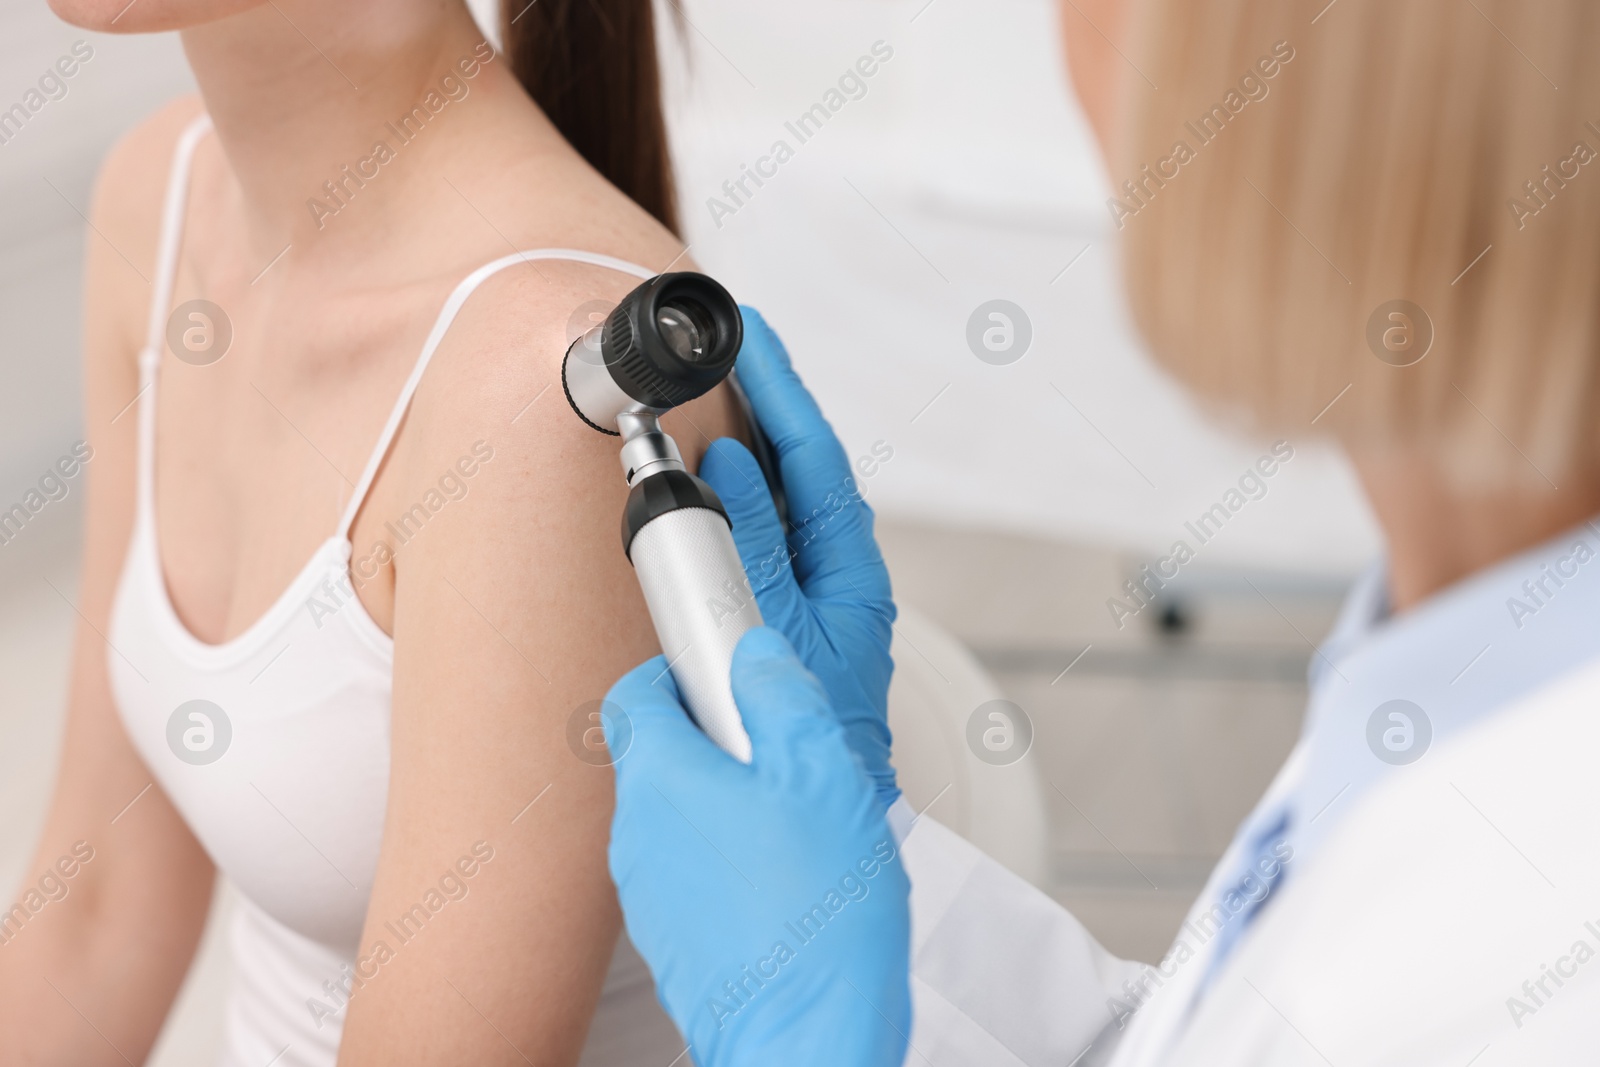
[606,627,911,1067]
[698,308,899,808]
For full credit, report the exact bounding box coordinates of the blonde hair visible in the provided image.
[1116,0,1600,486]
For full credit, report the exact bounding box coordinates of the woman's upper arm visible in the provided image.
[338,265,741,1065]
[0,99,215,1062]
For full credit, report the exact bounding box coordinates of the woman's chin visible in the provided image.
[47,0,263,34]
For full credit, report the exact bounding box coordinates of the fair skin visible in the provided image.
[4,1,739,1064]
[1060,0,1600,611]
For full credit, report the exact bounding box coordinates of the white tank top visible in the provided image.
[107,114,680,1067]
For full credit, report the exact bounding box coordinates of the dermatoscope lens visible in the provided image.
[656,300,716,364]
[564,272,741,423]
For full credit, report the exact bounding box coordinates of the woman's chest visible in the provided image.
[150,300,427,645]
[108,522,397,951]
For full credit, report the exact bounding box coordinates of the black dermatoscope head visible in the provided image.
[561,270,789,526]
[562,272,745,434]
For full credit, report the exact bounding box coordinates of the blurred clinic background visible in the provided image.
[0,0,1381,1061]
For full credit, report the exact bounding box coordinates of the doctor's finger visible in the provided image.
[784,492,892,609]
[730,628,852,769]
[604,657,728,786]
[731,311,889,599]
[698,439,811,636]
[735,306,870,527]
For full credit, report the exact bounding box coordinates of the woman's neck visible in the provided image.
[1355,450,1600,613]
[179,0,496,254]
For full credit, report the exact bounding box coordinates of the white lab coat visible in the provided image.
[900,655,1600,1066]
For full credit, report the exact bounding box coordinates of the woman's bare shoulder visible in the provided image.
[89,95,207,262]
[376,83,744,540]
[404,246,732,474]
[85,95,208,356]
[443,76,692,282]
[393,244,739,561]
[407,130,727,466]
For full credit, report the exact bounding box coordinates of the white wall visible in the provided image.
[0,10,193,534]
[656,0,1382,574]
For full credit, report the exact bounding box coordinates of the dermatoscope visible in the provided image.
[562,273,772,762]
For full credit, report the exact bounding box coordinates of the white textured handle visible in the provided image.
[629,507,762,761]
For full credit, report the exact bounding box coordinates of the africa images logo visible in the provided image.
[1365,700,1430,766]
[166,700,232,765]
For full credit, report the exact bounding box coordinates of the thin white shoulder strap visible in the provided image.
[333,248,657,540]
[141,114,215,365]
[136,113,213,521]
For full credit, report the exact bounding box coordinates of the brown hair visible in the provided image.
[502,0,679,234]
[1117,0,1600,486]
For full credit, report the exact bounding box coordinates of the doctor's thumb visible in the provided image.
[730,627,846,762]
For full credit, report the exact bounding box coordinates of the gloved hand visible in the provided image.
[699,308,899,808]
[606,627,911,1067]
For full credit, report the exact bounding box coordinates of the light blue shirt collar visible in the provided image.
[1193,515,1600,1006]
[1288,514,1600,862]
